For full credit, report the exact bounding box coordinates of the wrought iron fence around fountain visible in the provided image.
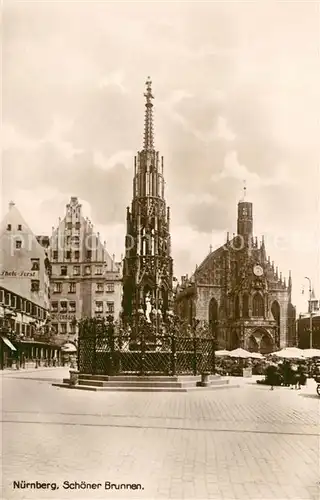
[77,320,216,376]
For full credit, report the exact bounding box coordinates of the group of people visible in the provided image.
[265,360,307,389]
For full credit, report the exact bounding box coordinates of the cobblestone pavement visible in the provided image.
[1,368,319,500]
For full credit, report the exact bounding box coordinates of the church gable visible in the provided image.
[195,246,225,285]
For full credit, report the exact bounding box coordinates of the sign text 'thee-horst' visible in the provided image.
[0,270,38,278]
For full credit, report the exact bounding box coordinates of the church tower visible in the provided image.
[237,184,253,243]
[122,79,173,328]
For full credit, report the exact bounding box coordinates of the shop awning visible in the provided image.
[61,342,77,353]
[1,336,17,351]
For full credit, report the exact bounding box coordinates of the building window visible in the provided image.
[60,301,68,312]
[51,301,58,312]
[252,293,264,317]
[16,296,22,311]
[96,283,104,293]
[60,266,67,276]
[75,222,80,230]
[68,283,76,293]
[60,323,67,334]
[0,290,3,303]
[67,222,72,230]
[73,266,80,276]
[16,322,21,335]
[26,301,31,313]
[5,292,10,305]
[86,251,92,261]
[7,224,11,231]
[53,250,58,260]
[74,250,80,260]
[65,251,71,260]
[18,224,22,231]
[69,301,76,312]
[95,301,103,313]
[31,258,40,271]
[51,323,58,334]
[69,322,76,334]
[31,280,40,292]
[71,236,79,246]
[106,282,115,293]
[85,266,91,275]
[95,266,103,275]
[16,240,22,249]
[53,283,62,293]
[107,302,114,314]
[10,294,16,308]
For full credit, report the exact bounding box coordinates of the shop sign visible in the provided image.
[0,270,39,278]
[51,313,76,321]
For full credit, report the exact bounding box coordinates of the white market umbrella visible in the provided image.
[302,348,320,358]
[272,347,304,359]
[249,352,265,360]
[215,350,230,357]
[229,348,252,359]
[61,343,77,353]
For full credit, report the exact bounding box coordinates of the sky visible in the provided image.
[2,0,320,313]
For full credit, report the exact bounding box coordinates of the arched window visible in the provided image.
[252,293,264,317]
[235,295,240,319]
[209,298,218,336]
[243,293,249,318]
[188,297,194,326]
[271,301,281,348]
[271,301,280,323]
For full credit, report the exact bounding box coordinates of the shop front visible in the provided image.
[0,336,61,369]
[0,335,17,369]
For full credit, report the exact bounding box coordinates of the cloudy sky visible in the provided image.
[2,0,320,312]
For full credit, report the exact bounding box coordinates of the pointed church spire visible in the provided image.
[288,270,292,290]
[143,77,154,151]
[243,179,247,200]
[260,235,266,261]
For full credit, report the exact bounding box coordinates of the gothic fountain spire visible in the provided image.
[143,77,154,151]
[122,79,174,330]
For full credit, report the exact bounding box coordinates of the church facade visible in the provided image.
[175,197,296,353]
[122,79,174,329]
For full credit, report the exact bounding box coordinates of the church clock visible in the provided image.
[253,264,263,277]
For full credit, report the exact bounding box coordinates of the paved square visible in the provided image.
[1,368,319,499]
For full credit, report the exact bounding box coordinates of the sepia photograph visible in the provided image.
[1,1,320,499]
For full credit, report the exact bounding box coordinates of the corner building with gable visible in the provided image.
[175,197,296,353]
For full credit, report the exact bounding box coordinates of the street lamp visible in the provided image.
[304,277,313,348]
